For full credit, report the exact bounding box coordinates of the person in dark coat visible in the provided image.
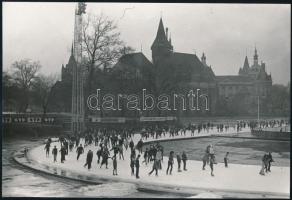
[129,139,134,151]
[100,148,110,169]
[96,144,103,164]
[166,151,174,175]
[142,148,149,165]
[224,152,229,168]
[112,155,118,175]
[84,150,94,170]
[76,144,84,160]
[95,136,99,146]
[137,139,143,154]
[152,146,158,161]
[69,141,74,152]
[202,151,209,170]
[110,144,119,157]
[64,140,69,155]
[266,152,274,172]
[148,158,159,176]
[52,146,58,162]
[44,142,50,157]
[182,151,187,171]
[210,155,215,176]
[59,146,66,163]
[130,155,135,176]
[177,154,182,172]
[259,154,268,175]
[135,154,141,179]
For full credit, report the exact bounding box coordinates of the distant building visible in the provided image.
[49,18,272,117]
[217,48,272,99]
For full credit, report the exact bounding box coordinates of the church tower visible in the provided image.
[151,18,173,65]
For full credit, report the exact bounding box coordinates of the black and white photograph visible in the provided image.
[2,2,290,198]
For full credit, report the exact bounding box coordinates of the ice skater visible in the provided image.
[266,152,274,172]
[224,152,229,168]
[135,154,141,179]
[142,148,149,165]
[59,146,66,163]
[182,151,188,171]
[112,155,118,175]
[210,154,215,176]
[52,145,58,162]
[166,151,174,175]
[96,144,103,164]
[177,154,182,172]
[100,147,110,169]
[76,144,84,160]
[44,142,50,157]
[202,151,209,170]
[84,150,93,170]
[130,155,135,176]
[148,158,159,176]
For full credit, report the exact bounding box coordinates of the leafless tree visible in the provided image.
[11,59,41,112]
[81,13,134,92]
[32,73,58,115]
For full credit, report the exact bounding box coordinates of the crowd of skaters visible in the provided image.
[42,120,278,179]
[249,119,290,130]
[140,121,251,140]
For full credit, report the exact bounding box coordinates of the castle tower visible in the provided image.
[71,2,86,134]
[253,47,258,66]
[243,56,249,69]
[151,18,173,65]
[242,55,250,74]
[201,52,207,66]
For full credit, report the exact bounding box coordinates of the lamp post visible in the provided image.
[257,95,260,125]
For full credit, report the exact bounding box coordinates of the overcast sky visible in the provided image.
[3,3,291,85]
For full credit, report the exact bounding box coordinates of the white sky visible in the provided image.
[2,2,291,85]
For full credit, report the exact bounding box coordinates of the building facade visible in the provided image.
[49,18,272,117]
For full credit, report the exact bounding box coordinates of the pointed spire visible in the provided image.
[157,18,167,40]
[243,56,249,69]
[201,52,207,66]
[254,46,258,65]
[151,17,172,50]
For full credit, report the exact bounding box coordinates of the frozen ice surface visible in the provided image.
[28,128,290,196]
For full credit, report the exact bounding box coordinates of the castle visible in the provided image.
[48,18,272,116]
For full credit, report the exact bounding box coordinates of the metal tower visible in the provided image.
[71,2,86,134]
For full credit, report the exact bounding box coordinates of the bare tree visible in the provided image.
[11,59,41,112]
[82,13,134,92]
[32,73,58,115]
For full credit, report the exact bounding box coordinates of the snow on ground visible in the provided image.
[28,127,289,195]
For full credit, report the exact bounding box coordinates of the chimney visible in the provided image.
[166,27,168,40]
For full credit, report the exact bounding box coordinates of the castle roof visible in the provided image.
[111,52,153,79]
[113,52,153,70]
[159,52,216,82]
[256,66,271,81]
